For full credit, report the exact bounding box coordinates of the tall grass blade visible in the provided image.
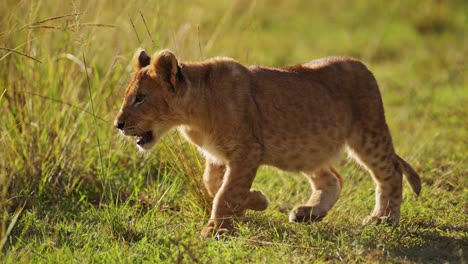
[0,47,42,63]
[81,49,105,182]
[129,16,141,44]
[139,11,155,46]
[0,206,23,252]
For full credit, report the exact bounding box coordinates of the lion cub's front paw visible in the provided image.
[362,214,399,225]
[289,205,327,223]
[246,189,269,211]
[200,219,235,239]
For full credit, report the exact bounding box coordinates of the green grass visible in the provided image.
[1,0,467,263]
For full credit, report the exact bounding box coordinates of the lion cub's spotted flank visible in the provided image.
[114,49,421,238]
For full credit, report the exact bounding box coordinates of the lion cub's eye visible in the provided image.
[134,94,145,105]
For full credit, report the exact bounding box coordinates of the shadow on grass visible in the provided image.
[239,212,467,262]
[362,221,467,263]
[389,232,466,262]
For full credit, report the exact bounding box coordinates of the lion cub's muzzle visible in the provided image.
[135,131,153,146]
[114,120,125,130]
[114,119,154,147]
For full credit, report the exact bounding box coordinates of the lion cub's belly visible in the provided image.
[178,113,350,173]
[260,117,349,172]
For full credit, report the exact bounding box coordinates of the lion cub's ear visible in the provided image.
[134,48,151,71]
[151,49,181,93]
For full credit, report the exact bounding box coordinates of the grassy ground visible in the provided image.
[1,0,467,263]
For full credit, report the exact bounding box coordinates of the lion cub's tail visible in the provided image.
[396,154,421,195]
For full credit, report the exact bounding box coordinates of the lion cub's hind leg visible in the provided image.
[347,127,403,224]
[289,166,343,223]
[203,161,225,198]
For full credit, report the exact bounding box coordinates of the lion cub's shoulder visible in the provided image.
[301,56,366,72]
[303,56,359,66]
[197,56,249,79]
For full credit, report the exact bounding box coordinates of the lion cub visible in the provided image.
[115,49,421,238]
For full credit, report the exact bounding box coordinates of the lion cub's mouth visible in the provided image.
[136,131,153,146]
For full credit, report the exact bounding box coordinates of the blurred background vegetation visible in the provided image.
[0,0,466,262]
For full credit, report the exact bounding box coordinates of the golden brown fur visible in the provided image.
[114,49,421,238]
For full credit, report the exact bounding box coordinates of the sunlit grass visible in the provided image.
[1,0,467,262]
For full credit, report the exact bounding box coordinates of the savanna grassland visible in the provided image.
[1,0,467,263]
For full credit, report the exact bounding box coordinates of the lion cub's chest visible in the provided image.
[177,126,226,164]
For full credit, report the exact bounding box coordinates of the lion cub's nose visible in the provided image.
[115,120,125,130]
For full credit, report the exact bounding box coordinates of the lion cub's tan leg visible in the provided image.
[348,127,403,224]
[203,160,269,210]
[289,166,343,222]
[201,154,269,238]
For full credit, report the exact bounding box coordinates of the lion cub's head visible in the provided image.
[114,49,185,150]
